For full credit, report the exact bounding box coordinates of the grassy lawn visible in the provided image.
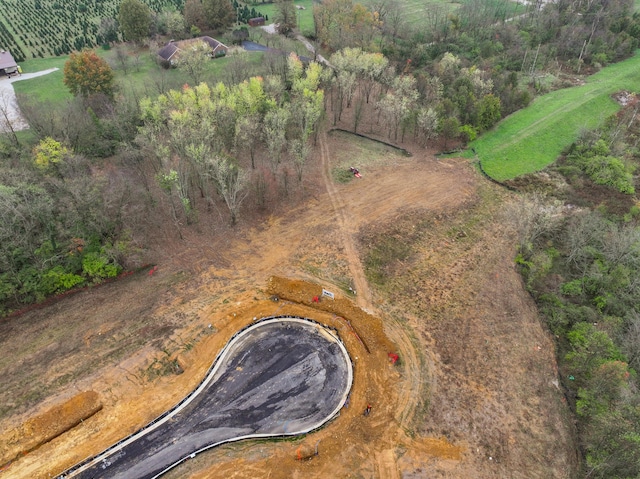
[13,69,72,104]
[353,0,448,25]
[111,50,254,98]
[12,55,71,104]
[470,51,640,181]
[245,0,316,35]
[13,48,266,107]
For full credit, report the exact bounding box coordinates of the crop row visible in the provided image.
[0,19,26,61]
[0,0,183,59]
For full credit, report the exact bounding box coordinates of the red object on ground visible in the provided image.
[388,352,399,364]
[349,167,362,178]
[312,295,320,303]
[149,265,158,276]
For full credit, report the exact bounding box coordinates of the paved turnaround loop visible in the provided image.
[65,317,353,479]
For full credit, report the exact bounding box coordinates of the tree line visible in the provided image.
[512,104,640,478]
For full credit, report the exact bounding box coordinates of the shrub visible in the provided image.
[459,124,477,143]
[566,322,624,386]
[561,279,583,297]
[333,167,355,183]
[42,266,85,294]
[583,155,635,194]
[82,251,121,282]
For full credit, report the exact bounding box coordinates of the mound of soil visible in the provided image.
[1,391,101,469]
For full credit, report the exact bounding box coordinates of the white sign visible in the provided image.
[322,289,335,299]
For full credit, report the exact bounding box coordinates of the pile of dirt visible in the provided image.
[266,276,394,354]
[0,391,101,469]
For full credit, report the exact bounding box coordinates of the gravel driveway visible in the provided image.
[0,68,59,132]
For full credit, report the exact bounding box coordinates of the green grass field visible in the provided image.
[246,0,316,35]
[470,51,640,181]
[243,0,523,36]
[356,0,524,28]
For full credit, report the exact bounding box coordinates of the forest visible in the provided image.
[3,0,640,476]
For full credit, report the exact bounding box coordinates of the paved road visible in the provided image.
[63,317,352,479]
[0,68,58,132]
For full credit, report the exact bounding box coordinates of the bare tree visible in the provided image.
[224,52,253,86]
[503,192,564,254]
[290,137,310,181]
[176,40,211,85]
[17,96,59,140]
[381,0,405,44]
[114,44,131,74]
[263,107,290,173]
[621,311,640,373]
[235,115,261,169]
[424,4,451,42]
[210,154,249,225]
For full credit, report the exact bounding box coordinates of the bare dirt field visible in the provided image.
[0,125,579,479]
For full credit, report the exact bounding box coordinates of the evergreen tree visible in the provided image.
[118,0,152,43]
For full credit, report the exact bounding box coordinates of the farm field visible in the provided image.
[0,0,182,60]
[471,50,640,181]
[356,0,524,28]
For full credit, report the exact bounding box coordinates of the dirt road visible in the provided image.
[319,130,372,310]
[0,68,58,132]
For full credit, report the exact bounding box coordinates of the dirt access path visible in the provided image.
[319,130,372,310]
[319,131,401,479]
[0,127,578,479]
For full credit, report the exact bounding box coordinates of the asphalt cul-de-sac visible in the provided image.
[70,317,352,479]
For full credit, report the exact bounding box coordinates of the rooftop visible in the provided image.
[0,50,17,71]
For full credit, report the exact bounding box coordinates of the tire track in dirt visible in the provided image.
[375,449,400,479]
[319,131,372,312]
[319,130,421,479]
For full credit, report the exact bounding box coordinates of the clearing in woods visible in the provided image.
[0,127,578,479]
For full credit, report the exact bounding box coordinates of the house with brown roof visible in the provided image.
[0,50,18,76]
[157,37,228,65]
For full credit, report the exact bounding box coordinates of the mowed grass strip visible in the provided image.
[471,51,640,181]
